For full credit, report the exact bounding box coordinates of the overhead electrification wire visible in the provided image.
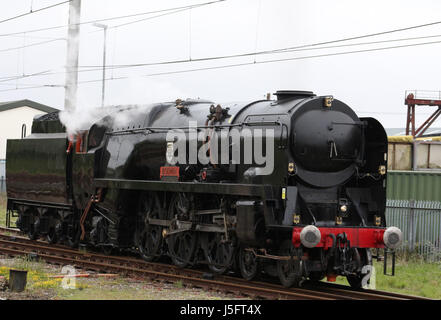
[0,0,71,25]
[0,0,225,55]
[0,3,436,50]
[0,0,226,37]
[0,67,55,81]
[0,35,441,83]
[76,33,441,71]
[4,31,441,83]
[0,37,65,53]
[2,2,441,90]
[3,33,63,40]
[5,36,438,91]
[0,84,63,92]
[109,7,193,29]
[0,0,226,84]
[72,38,441,83]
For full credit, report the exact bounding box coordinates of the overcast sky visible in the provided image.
[1,0,441,128]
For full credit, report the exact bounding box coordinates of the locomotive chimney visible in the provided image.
[274,90,315,101]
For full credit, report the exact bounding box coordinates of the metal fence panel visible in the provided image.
[386,199,441,260]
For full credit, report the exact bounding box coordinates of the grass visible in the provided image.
[0,256,63,290]
[0,194,439,299]
[0,193,16,227]
[0,194,7,227]
[56,279,237,300]
[0,252,440,299]
[333,257,441,298]
[54,276,237,300]
[0,257,241,300]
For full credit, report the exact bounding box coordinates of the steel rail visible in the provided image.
[0,231,429,300]
[0,236,330,300]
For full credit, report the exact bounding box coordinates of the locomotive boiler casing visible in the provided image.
[84,91,388,248]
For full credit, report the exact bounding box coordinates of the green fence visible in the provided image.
[386,171,441,260]
[387,170,441,202]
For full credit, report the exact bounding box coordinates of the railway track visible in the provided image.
[0,229,429,300]
[0,226,23,236]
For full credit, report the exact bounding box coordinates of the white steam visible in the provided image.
[59,104,150,137]
[59,107,106,137]
[59,78,188,137]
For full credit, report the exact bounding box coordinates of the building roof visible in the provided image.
[0,99,59,114]
[386,127,441,136]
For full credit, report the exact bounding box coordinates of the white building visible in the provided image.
[0,100,59,189]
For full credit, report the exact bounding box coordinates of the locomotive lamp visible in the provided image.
[375,216,382,226]
[300,225,322,248]
[324,96,333,108]
[378,165,386,175]
[383,227,403,249]
[293,215,300,224]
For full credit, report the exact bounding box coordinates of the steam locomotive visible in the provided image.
[6,90,402,288]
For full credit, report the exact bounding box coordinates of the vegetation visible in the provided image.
[0,257,63,290]
[0,257,241,300]
[334,256,441,299]
[0,194,16,227]
[55,277,230,300]
[0,194,7,226]
[0,194,439,299]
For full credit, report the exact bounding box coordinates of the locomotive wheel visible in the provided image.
[101,246,114,255]
[167,232,197,268]
[346,248,373,289]
[309,271,325,282]
[238,246,259,281]
[67,231,80,248]
[27,211,40,241]
[46,214,62,244]
[166,193,197,268]
[202,233,235,274]
[136,192,164,262]
[66,219,81,248]
[276,240,302,288]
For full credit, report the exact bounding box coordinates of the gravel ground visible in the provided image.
[0,257,248,300]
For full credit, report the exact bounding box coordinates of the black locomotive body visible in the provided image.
[6,90,402,287]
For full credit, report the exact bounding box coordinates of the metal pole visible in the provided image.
[93,23,108,108]
[409,200,415,251]
[101,26,107,108]
[64,0,82,113]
